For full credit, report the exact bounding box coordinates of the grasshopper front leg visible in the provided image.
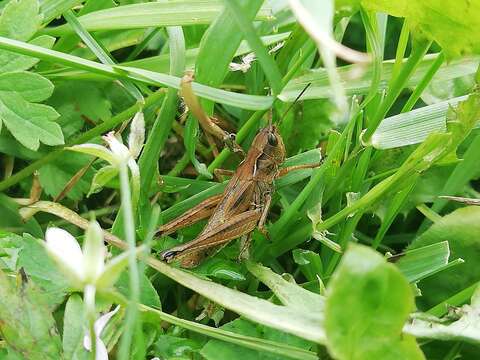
[181,72,244,156]
[156,193,223,236]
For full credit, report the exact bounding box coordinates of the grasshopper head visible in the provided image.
[262,125,285,164]
[249,125,285,178]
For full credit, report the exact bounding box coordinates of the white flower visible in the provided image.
[103,132,132,164]
[83,305,120,360]
[44,223,140,290]
[68,111,145,166]
[67,112,144,208]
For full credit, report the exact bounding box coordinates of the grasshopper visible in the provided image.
[157,74,314,268]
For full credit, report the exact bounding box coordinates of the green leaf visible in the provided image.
[247,262,325,313]
[324,244,424,360]
[224,0,283,95]
[0,268,63,359]
[0,0,41,41]
[0,36,274,111]
[201,318,314,360]
[0,233,23,271]
[184,114,212,179]
[47,81,112,139]
[404,286,480,344]
[0,90,62,150]
[17,233,69,305]
[39,152,94,201]
[39,0,84,25]
[280,55,478,102]
[62,294,87,359]
[0,35,55,73]
[147,257,326,344]
[409,206,480,309]
[0,71,53,102]
[88,165,118,196]
[44,1,272,35]
[116,272,161,309]
[394,241,463,283]
[362,0,480,59]
[153,334,203,359]
[371,95,465,149]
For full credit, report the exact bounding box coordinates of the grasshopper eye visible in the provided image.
[267,133,278,146]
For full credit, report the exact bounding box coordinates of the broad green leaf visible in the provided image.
[0,0,53,74]
[39,152,94,201]
[409,206,480,309]
[325,244,424,360]
[88,165,118,196]
[47,81,112,139]
[116,272,161,309]
[62,294,87,359]
[362,0,480,59]
[45,1,272,35]
[0,233,23,271]
[201,318,314,360]
[153,334,203,359]
[0,90,62,150]
[17,233,69,305]
[0,269,63,359]
[0,71,53,102]
[0,0,41,41]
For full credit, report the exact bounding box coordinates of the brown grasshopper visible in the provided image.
[157,75,313,268]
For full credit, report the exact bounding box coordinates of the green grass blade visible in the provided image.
[43,1,273,35]
[401,52,445,113]
[40,0,83,24]
[279,54,478,102]
[141,305,318,360]
[371,95,468,149]
[63,9,143,102]
[0,36,273,110]
[394,241,452,283]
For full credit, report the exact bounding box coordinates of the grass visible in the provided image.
[0,1,480,359]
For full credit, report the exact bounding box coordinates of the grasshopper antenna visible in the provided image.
[277,82,312,126]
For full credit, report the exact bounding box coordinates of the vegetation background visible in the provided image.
[0,0,479,359]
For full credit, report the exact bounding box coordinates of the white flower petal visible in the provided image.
[94,306,120,336]
[45,227,84,281]
[128,112,145,159]
[83,306,120,360]
[68,144,117,165]
[103,132,131,164]
[83,221,106,283]
[95,339,109,360]
[83,335,109,360]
